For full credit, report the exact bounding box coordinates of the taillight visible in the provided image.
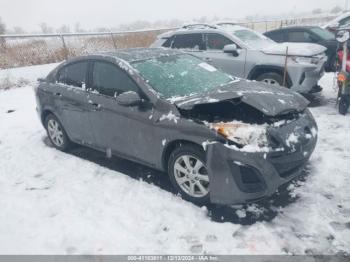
[338,73,347,83]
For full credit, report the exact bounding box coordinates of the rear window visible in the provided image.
[172,34,205,50]
[57,62,88,88]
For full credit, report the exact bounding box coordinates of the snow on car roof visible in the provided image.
[99,48,183,62]
[216,24,249,32]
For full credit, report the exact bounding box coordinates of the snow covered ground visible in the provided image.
[0,64,349,255]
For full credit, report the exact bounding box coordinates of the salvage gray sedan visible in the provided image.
[35,48,317,205]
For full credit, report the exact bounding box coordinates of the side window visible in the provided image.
[266,32,285,42]
[206,33,234,50]
[162,36,174,48]
[287,31,312,42]
[92,62,139,97]
[57,62,88,88]
[172,34,205,50]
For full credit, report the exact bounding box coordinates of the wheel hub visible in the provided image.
[47,119,64,147]
[173,155,209,198]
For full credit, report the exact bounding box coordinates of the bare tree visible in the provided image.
[74,22,85,33]
[312,8,322,15]
[0,17,6,49]
[39,22,53,34]
[331,6,342,14]
[13,26,26,34]
[57,24,71,33]
[0,17,6,34]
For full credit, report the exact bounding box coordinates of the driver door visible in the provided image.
[201,33,246,78]
[87,61,155,164]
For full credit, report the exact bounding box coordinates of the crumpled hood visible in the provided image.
[262,42,327,56]
[173,79,309,116]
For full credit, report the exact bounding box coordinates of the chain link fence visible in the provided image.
[0,28,172,69]
[0,15,336,69]
[238,14,335,32]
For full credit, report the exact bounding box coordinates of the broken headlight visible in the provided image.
[211,122,268,147]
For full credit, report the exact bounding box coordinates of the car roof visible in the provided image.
[164,24,250,36]
[79,48,184,63]
[265,26,319,34]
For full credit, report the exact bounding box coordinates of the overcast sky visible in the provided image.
[0,0,346,31]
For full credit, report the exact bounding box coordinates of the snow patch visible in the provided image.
[159,111,179,124]
[162,139,167,146]
[210,121,269,152]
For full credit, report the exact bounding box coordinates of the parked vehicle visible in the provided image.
[35,48,318,205]
[151,23,327,94]
[323,11,350,34]
[264,26,337,72]
[335,30,350,115]
[337,49,350,71]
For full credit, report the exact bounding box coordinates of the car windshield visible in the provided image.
[310,27,335,41]
[232,29,275,49]
[132,54,234,98]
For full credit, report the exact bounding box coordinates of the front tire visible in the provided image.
[256,72,284,87]
[168,145,210,205]
[45,114,72,151]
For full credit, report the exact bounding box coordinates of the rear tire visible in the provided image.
[256,72,284,87]
[339,96,350,115]
[45,114,72,151]
[168,144,210,205]
[326,55,337,72]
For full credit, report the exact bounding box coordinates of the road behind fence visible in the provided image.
[0,14,336,69]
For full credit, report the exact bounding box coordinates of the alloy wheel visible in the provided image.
[47,119,64,147]
[173,155,209,198]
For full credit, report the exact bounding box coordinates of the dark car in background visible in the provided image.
[264,26,337,72]
[323,11,350,34]
[35,48,318,205]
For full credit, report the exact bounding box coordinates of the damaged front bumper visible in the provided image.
[205,113,318,205]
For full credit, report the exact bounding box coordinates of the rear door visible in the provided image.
[87,61,155,164]
[171,33,209,61]
[203,33,246,77]
[53,61,96,145]
[172,33,206,51]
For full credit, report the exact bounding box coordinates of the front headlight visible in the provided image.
[211,122,268,147]
[291,56,319,65]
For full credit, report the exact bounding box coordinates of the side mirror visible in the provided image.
[223,44,239,57]
[336,30,350,43]
[116,91,142,106]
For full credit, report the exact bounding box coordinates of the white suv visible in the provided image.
[151,23,327,94]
